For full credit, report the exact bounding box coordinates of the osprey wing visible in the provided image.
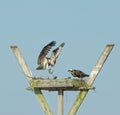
[51,42,65,60]
[37,41,56,64]
[74,70,80,75]
[77,70,89,77]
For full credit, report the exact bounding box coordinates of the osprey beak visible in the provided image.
[68,69,72,72]
[68,70,71,72]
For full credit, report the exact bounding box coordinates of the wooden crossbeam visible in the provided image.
[27,78,95,91]
[68,44,114,115]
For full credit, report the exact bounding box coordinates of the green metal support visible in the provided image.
[68,44,114,115]
[10,46,53,115]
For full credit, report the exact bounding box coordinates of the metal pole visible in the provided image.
[58,89,63,115]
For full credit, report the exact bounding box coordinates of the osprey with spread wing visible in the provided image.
[36,41,65,73]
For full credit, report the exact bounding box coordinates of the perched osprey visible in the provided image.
[36,41,65,73]
[68,69,89,79]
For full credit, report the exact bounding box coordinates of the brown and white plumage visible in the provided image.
[36,41,56,70]
[68,69,89,79]
[49,43,65,66]
[36,41,65,73]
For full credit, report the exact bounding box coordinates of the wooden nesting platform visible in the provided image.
[27,77,95,91]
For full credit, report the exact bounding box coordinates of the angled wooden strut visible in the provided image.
[68,44,114,115]
[10,46,53,115]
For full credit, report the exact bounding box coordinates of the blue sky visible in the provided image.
[0,0,120,115]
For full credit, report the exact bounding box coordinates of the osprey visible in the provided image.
[36,41,65,73]
[68,69,89,79]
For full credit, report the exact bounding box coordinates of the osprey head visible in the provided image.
[68,69,73,72]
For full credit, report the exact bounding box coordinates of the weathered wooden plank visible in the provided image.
[10,46,33,82]
[34,88,53,115]
[27,78,95,91]
[68,44,114,115]
[10,46,53,115]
